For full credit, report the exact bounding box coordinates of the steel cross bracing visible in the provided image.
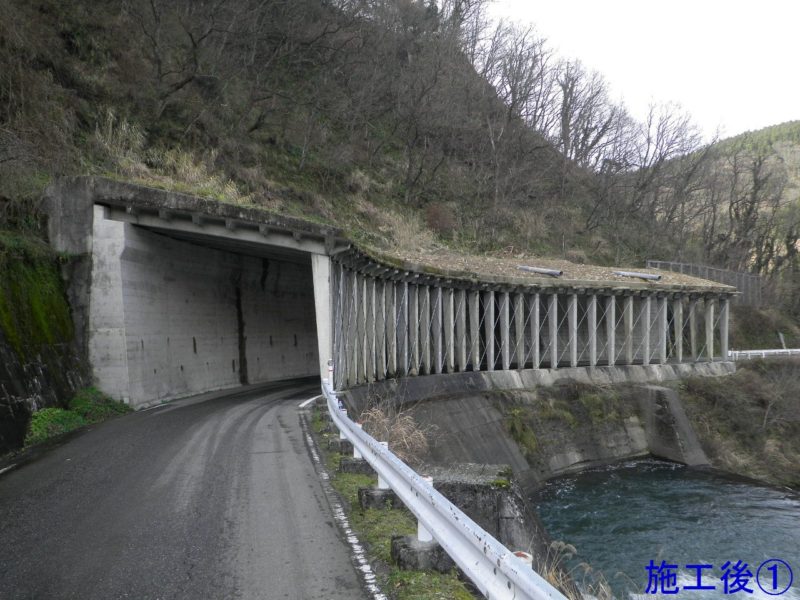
[331,259,732,386]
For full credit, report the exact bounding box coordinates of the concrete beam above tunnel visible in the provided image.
[106,207,331,257]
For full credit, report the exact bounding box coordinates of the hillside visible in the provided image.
[2,1,800,312]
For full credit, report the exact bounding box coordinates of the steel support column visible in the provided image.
[588,295,597,367]
[514,293,525,369]
[484,291,495,371]
[455,289,467,371]
[606,296,616,366]
[469,290,480,370]
[568,294,578,367]
[549,294,558,369]
[500,292,510,370]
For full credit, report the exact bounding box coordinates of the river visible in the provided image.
[531,460,800,600]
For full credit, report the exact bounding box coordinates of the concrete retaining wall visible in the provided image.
[343,364,728,491]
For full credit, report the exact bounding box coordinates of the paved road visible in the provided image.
[0,380,367,600]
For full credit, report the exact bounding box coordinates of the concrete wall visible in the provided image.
[89,206,318,407]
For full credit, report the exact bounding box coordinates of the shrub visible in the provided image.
[68,386,131,423]
[25,408,86,446]
[25,387,131,446]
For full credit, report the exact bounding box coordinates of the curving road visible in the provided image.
[0,379,367,600]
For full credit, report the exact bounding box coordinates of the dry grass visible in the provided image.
[91,109,251,205]
[542,540,614,600]
[359,397,437,466]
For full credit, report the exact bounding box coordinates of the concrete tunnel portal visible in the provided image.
[47,178,341,409]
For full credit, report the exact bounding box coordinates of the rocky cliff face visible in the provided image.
[0,239,87,453]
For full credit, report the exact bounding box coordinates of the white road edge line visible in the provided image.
[0,464,17,476]
[298,395,322,408]
[300,415,387,600]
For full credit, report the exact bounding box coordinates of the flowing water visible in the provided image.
[531,460,800,599]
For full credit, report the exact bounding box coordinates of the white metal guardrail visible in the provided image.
[322,378,567,600]
[729,348,800,360]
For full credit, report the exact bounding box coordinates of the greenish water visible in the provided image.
[532,460,800,599]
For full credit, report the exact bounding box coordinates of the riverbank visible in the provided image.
[676,358,800,489]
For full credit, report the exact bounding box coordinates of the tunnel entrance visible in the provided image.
[90,208,321,407]
[46,177,342,409]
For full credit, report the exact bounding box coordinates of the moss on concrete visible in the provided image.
[0,231,74,360]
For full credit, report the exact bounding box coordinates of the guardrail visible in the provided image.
[322,378,567,600]
[729,349,800,360]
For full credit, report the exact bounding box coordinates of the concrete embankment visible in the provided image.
[344,373,715,493]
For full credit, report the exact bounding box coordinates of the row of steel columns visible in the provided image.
[332,265,730,389]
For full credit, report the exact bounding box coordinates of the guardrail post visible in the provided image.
[339,408,347,440]
[354,423,363,459]
[377,442,389,489]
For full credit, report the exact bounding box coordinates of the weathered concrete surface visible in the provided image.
[91,211,319,407]
[344,371,724,491]
[391,535,455,573]
[50,200,321,408]
[0,380,368,600]
[641,385,709,466]
[45,177,340,408]
[311,254,333,380]
[342,361,736,413]
[358,486,402,510]
[419,464,554,560]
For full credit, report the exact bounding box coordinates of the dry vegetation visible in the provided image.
[359,395,438,466]
[679,359,800,488]
[2,1,800,313]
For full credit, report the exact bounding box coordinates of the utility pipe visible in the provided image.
[517,265,563,277]
[612,270,661,281]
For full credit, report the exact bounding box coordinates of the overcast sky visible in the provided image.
[489,0,800,142]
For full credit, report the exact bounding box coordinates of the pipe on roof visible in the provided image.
[612,270,661,281]
[517,265,563,277]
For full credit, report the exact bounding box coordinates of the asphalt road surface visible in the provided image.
[0,379,367,600]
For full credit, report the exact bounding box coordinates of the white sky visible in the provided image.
[489,0,800,141]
